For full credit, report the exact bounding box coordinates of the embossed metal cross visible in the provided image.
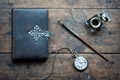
[28,25,50,41]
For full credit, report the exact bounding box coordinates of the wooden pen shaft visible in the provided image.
[77,36,109,61]
[60,22,109,61]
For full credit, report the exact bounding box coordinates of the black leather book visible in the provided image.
[13,9,50,60]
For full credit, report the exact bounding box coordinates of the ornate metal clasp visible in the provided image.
[28,25,50,41]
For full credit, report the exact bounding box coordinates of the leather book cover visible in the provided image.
[12,9,50,60]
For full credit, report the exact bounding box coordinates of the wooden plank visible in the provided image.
[107,0,120,8]
[0,9,119,53]
[8,0,107,8]
[1,0,119,9]
[0,0,9,8]
[0,9,11,52]
[49,9,120,53]
[0,54,119,80]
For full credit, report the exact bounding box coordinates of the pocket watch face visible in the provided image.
[74,56,88,71]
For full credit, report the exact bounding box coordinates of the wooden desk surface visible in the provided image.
[0,0,120,80]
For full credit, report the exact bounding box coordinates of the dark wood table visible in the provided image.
[0,0,120,80]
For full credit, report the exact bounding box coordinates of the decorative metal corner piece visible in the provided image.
[28,25,50,41]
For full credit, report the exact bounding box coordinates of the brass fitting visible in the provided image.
[86,12,111,32]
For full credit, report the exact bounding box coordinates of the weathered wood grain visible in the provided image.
[0,0,119,80]
[0,0,9,8]
[107,0,120,8]
[0,9,120,53]
[0,54,119,80]
[0,0,120,9]
[0,9,11,52]
[53,9,120,53]
[8,0,107,8]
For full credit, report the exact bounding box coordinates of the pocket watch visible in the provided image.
[72,51,88,71]
[57,48,88,71]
